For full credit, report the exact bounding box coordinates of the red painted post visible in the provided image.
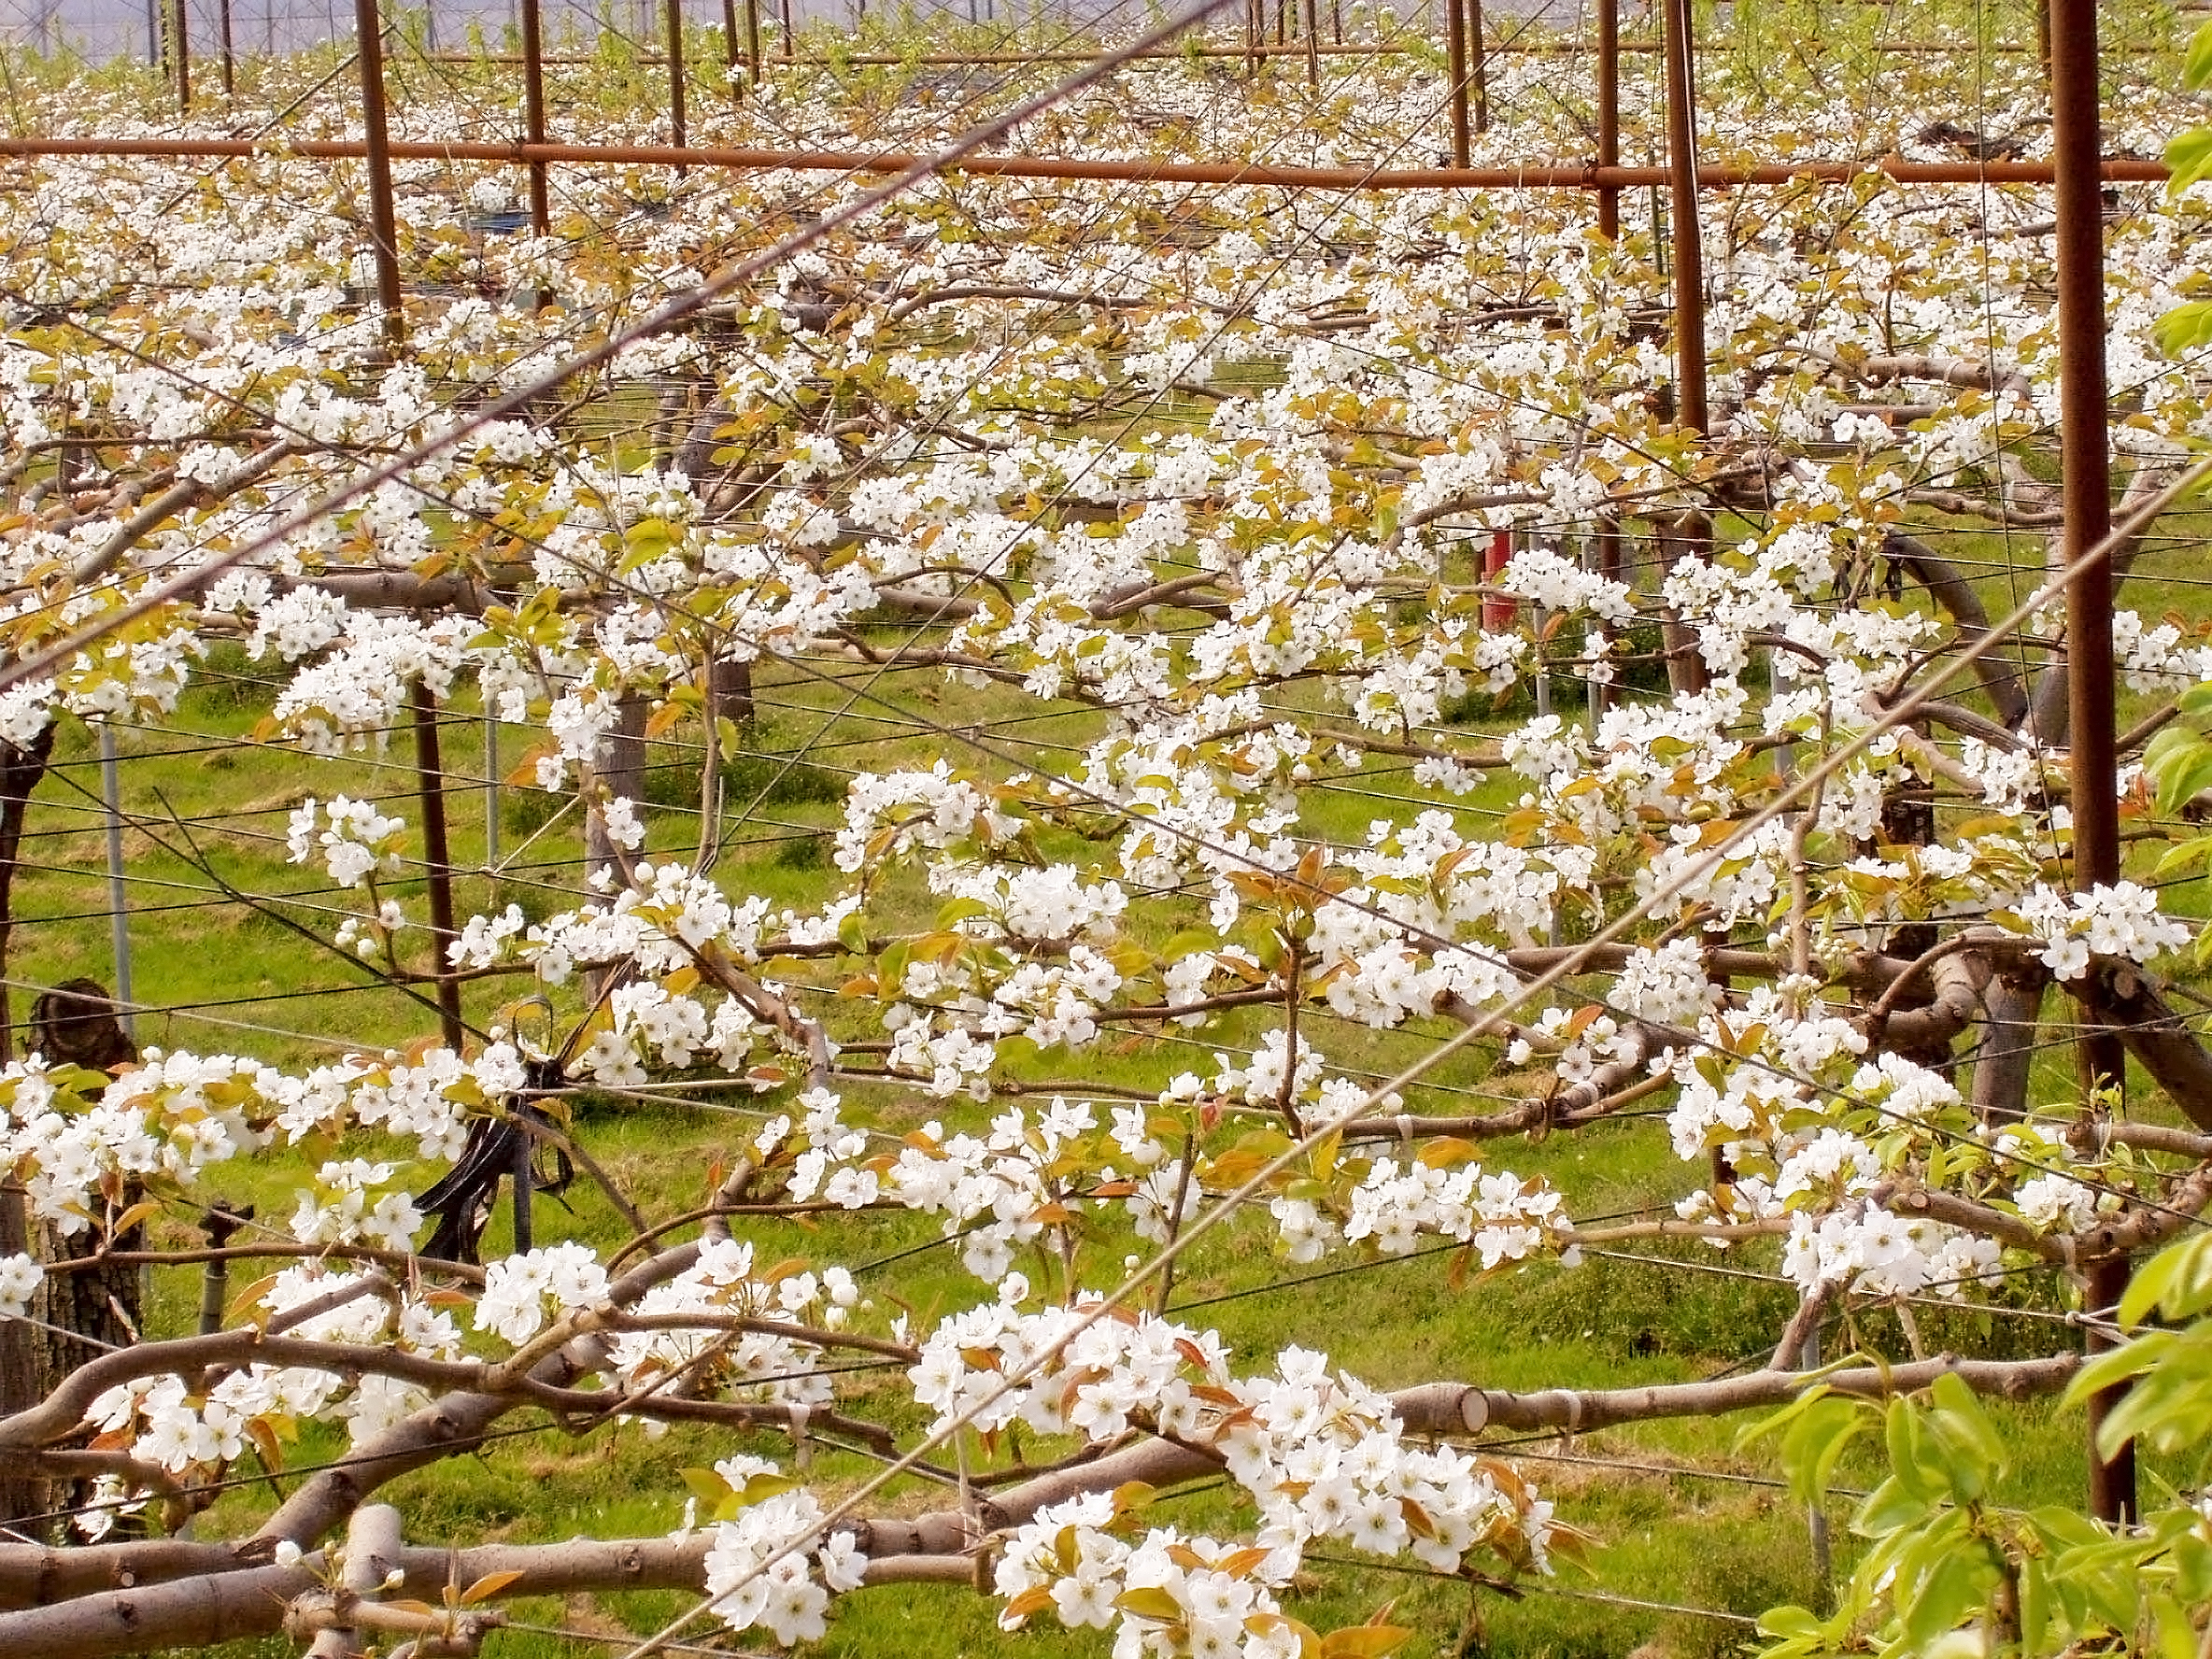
[1483,530,1517,631]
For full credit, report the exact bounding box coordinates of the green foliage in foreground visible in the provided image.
[1756,1231,2212,1659]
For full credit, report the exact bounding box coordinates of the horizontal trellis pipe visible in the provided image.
[0,136,2170,191]
[418,39,2142,64]
[427,41,1426,61]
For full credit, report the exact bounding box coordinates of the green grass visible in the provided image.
[18,603,2178,1659]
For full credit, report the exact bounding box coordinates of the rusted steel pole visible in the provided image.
[720,0,740,87]
[1302,0,1318,87]
[779,0,791,59]
[1468,0,1487,134]
[520,0,550,234]
[0,135,2168,192]
[411,687,468,1054]
[1658,0,1709,703]
[1445,0,1469,166]
[421,38,2130,65]
[1596,0,1619,237]
[2051,0,2132,1530]
[353,0,405,348]
[664,0,688,156]
[219,0,235,99]
[1659,0,1705,436]
[173,0,191,112]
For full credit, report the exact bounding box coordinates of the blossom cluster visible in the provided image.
[2003,882,2192,981]
[978,1331,1554,1659]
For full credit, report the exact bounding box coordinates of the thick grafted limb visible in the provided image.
[2022,465,2175,744]
[1971,955,2049,1123]
[1868,950,1987,1070]
[2060,963,2212,1131]
[0,1336,2085,1659]
[1884,531,2029,726]
[304,1503,404,1659]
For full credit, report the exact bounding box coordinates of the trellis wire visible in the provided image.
[0,0,2185,1637]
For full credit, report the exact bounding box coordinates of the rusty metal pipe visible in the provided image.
[664,0,687,156]
[1444,0,1469,166]
[1468,0,1487,134]
[352,0,404,348]
[419,38,2139,64]
[0,135,2166,193]
[172,0,190,113]
[1660,0,1705,436]
[519,0,550,234]
[411,686,467,1054]
[2051,0,2132,1530]
[1596,0,1619,237]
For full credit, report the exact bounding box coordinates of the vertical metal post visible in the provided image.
[1467,0,1486,134]
[1596,0,1619,238]
[511,1115,534,1253]
[483,709,501,872]
[1444,0,1468,167]
[520,0,550,234]
[1659,0,1705,438]
[1589,521,1620,724]
[147,0,161,66]
[664,0,687,155]
[219,0,235,98]
[1802,1328,1832,1581]
[411,686,467,1054]
[2051,0,2132,1529]
[353,0,405,348]
[173,0,191,111]
[744,0,760,84]
[1302,0,1317,86]
[720,0,740,89]
[1657,0,1710,700]
[197,1211,244,1336]
[98,726,135,1043]
[779,0,791,59]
